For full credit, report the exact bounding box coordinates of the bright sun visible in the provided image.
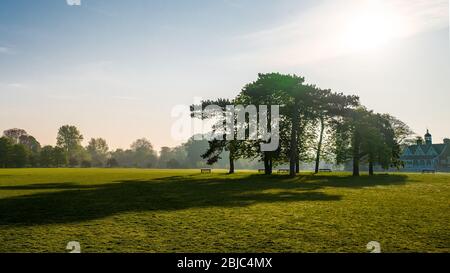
[343,2,407,52]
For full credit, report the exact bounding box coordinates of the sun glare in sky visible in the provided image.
[342,2,408,52]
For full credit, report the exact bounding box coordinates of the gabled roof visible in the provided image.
[429,144,447,154]
[401,143,448,160]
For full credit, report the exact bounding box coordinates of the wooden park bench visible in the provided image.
[421,169,436,174]
[200,168,212,174]
[277,168,290,174]
[319,168,332,172]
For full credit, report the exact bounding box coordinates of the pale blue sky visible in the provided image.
[0,0,449,150]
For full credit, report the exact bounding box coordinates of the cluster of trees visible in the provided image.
[0,129,42,168]
[157,137,260,169]
[0,126,158,168]
[0,73,413,176]
[0,126,259,169]
[192,73,413,176]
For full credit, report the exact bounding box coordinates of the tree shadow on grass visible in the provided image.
[0,173,409,227]
[0,183,98,191]
[256,173,412,190]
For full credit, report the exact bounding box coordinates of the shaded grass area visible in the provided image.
[0,169,448,252]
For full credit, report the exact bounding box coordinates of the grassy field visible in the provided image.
[0,168,448,253]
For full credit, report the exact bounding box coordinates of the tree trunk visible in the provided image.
[264,153,272,175]
[269,157,273,175]
[295,158,300,174]
[353,155,360,176]
[368,160,374,176]
[315,117,325,174]
[352,134,360,177]
[289,130,297,177]
[229,155,235,174]
[264,157,269,174]
[289,106,299,177]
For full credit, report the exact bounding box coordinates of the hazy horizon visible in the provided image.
[1,0,449,151]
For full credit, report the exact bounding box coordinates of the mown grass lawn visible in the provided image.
[0,168,448,253]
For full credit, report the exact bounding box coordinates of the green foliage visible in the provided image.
[19,135,41,153]
[39,146,54,167]
[87,138,109,167]
[3,128,27,144]
[235,73,360,175]
[158,146,187,168]
[56,125,84,162]
[53,147,67,167]
[109,138,158,168]
[0,137,29,168]
[191,98,246,173]
[0,137,13,168]
[184,137,209,168]
[11,144,28,168]
[332,108,411,176]
[131,138,158,168]
[2,129,41,168]
[166,158,181,169]
[106,158,119,168]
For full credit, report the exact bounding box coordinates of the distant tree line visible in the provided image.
[0,126,260,169]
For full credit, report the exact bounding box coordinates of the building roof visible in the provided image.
[409,144,446,154]
[401,143,448,160]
